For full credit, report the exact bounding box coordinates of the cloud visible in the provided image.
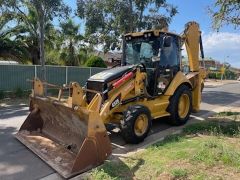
[182,32,240,68]
[203,32,240,68]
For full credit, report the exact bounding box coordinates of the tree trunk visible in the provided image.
[128,0,133,32]
[39,9,46,82]
[36,3,47,95]
[121,35,126,66]
[30,47,40,65]
[138,4,144,31]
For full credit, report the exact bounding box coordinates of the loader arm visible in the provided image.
[100,68,147,123]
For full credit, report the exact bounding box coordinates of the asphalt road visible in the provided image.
[0,82,240,180]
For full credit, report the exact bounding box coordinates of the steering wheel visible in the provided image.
[111,63,121,68]
[125,62,133,65]
[140,56,153,68]
[140,56,149,63]
[137,63,146,72]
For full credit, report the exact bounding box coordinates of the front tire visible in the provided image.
[120,105,151,144]
[167,85,192,126]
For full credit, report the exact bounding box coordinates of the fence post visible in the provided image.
[34,65,37,78]
[65,66,68,85]
[90,67,92,77]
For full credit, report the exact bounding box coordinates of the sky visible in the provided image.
[63,0,240,68]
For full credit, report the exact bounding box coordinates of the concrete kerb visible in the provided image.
[200,99,240,118]
[41,100,240,180]
[204,80,239,88]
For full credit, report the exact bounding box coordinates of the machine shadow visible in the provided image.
[0,105,29,119]
[202,91,240,106]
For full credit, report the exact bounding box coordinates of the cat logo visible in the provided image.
[110,94,121,110]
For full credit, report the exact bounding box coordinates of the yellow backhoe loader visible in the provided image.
[16,22,205,178]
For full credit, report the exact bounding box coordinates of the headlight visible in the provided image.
[126,36,131,40]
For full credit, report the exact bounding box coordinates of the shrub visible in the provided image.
[85,56,107,68]
[47,88,59,96]
[0,90,5,99]
[14,87,24,98]
[208,72,216,79]
[171,168,188,178]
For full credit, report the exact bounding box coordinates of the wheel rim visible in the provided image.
[178,94,190,119]
[134,114,148,136]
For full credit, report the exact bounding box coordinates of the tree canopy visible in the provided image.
[59,19,84,66]
[209,0,240,30]
[77,0,178,52]
[0,12,30,62]
[0,0,70,67]
[0,0,178,66]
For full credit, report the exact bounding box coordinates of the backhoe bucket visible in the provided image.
[15,96,111,178]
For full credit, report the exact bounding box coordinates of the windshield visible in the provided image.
[125,36,179,68]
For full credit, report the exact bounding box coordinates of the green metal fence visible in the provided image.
[0,65,106,91]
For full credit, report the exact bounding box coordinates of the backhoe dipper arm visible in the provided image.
[181,21,204,112]
[182,22,201,72]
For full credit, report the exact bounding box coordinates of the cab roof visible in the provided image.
[125,29,181,38]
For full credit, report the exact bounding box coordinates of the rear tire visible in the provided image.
[120,105,151,144]
[167,85,192,126]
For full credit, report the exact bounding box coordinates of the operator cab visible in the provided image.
[122,31,182,96]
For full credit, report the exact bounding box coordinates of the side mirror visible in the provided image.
[163,36,172,47]
[152,56,160,62]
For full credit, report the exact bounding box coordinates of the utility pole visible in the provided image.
[220,63,224,81]
[221,55,229,81]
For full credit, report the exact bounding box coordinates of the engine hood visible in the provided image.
[88,65,133,83]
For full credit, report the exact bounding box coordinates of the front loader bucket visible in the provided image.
[15,96,111,178]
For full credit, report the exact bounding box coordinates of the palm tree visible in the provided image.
[14,6,57,65]
[60,19,84,66]
[0,4,62,65]
[0,13,30,62]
